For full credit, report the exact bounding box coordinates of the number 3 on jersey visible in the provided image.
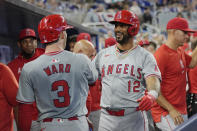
[51,80,70,108]
[128,80,140,92]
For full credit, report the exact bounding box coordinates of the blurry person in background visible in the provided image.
[7,28,45,131]
[147,41,157,54]
[138,40,150,50]
[187,33,197,118]
[104,37,117,48]
[0,63,18,131]
[65,34,77,52]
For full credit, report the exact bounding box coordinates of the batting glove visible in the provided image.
[137,90,158,111]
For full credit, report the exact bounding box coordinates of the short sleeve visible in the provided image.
[2,64,18,106]
[16,66,35,104]
[143,53,161,79]
[82,55,98,84]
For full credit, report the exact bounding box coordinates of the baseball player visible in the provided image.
[16,14,98,131]
[151,17,197,131]
[7,28,44,131]
[0,63,18,131]
[93,10,161,131]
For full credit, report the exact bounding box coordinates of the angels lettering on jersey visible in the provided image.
[101,64,142,81]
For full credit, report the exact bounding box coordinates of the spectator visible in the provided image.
[0,63,18,131]
[143,7,152,24]
[151,17,197,130]
[7,28,45,131]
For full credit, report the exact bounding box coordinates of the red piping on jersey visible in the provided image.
[115,44,138,54]
[165,116,173,131]
[44,50,64,56]
[145,74,161,80]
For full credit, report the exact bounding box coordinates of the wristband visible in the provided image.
[148,90,158,99]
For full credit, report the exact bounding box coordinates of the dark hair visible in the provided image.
[149,41,157,49]
[65,35,77,51]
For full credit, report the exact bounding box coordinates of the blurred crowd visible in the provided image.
[22,0,197,50]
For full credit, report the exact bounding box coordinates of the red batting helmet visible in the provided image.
[19,28,36,41]
[38,14,72,44]
[109,10,140,37]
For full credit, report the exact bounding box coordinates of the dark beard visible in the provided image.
[21,50,35,59]
[115,32,130,45]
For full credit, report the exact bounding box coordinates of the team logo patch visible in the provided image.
[51,58,60,63]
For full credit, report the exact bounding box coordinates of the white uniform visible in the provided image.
[16,50,98,131]
[93,45,161,131]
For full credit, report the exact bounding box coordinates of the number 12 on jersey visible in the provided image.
[128,80,140,92]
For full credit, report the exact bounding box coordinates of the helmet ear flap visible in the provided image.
[128,25,139,36]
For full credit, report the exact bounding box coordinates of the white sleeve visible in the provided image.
[16,66,35,104]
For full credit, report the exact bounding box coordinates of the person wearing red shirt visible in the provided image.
[151,17,197,131]
[187,35,197,118]
[0,63,18,131]
[7,28,45,131]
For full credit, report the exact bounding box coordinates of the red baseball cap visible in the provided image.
[77,33,91,42]
[19,28,36,40]
[105,37,117,48]
[138,40,149,47]
[166,17,196,33]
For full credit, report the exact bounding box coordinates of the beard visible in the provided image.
[115,31,130,45]
[21,49,35,59]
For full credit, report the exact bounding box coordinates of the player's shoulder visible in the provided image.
[97,45,115,55]
[154,44,169,58]
[7,56,21,68]
[35,48,45,55]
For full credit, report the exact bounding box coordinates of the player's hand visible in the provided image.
[137,93,156,111]
[169,109,184,125]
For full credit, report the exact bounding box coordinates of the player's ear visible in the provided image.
[17,41,21,48]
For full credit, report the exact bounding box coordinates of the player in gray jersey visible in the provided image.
[16,14,98,131]
[93,10,161,131]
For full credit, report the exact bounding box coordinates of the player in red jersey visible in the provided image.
[7,28,44,131]
[0,63,18,131]
[151,17,197,130]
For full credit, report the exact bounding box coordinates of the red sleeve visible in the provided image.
[184,51,192,68]
[2,64,18,106]
[18,103,34,131]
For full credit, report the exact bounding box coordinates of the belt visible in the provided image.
[105,109,125,116]
[43,116,78,122]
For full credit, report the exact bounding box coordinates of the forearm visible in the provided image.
[18,103,34,131]
[156,94,175,112]
[146,76,160,93]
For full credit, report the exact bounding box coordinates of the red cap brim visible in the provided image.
[182,28,196,33]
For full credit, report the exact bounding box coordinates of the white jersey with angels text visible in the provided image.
[93,45,161,109]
